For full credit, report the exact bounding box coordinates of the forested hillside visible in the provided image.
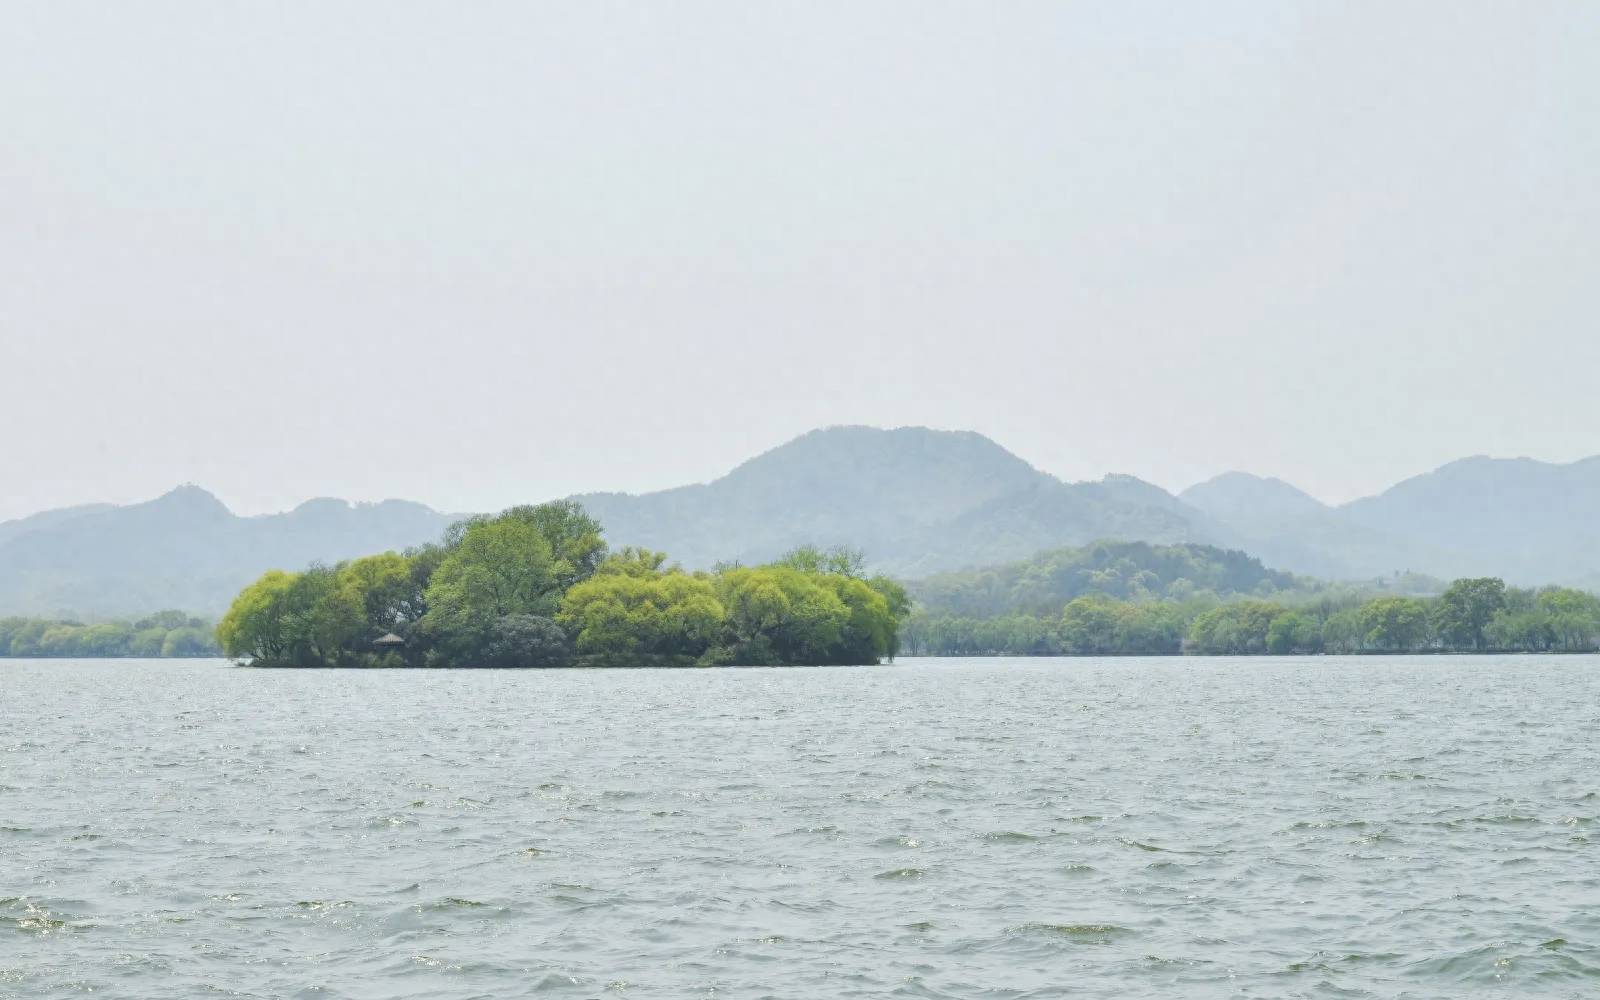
[908,541,1308,617]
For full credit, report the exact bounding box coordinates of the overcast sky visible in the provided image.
[2,2,1596,521]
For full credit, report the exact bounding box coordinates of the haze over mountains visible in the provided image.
[1178,458,1600,587]
[576,428,1208,577]
[0,489,454,617]
[1,426,1596,616]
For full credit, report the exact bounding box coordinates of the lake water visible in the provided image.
[3,656,1599,999]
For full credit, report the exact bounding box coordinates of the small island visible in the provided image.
[218,501,909,668]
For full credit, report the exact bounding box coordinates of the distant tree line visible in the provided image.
[217,502,910,668]
[0,611,220,658]
[902,577,1600,656]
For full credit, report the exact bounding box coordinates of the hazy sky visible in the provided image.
[3,2,1596,521]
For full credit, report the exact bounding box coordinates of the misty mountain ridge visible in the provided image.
[1339,454,1600,584]
[3,427,1599,617]
[572,426,1203,574]
[1182,456,1600,586]
[0,486,456,617]
[1180,472,1330,527]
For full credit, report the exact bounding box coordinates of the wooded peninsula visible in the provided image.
[903,542,1600,656]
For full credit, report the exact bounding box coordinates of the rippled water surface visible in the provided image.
[4,656,1600,998]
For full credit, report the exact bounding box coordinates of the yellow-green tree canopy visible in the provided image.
[558,569,724,661]
[214,506,909,668]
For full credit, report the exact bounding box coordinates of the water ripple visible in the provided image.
[2,654,1599,998]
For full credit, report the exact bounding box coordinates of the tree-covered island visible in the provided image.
[217,501,910,667]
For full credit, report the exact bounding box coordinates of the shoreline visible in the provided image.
[12,650,1598,666]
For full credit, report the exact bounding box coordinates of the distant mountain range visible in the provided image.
[1178,457,1600,587]
[0,488,454,617]
[576,427,1209,576]
[2,426,1596,616]
[583,427,1600,589]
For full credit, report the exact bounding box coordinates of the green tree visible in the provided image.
[776,544,866,578]
[1187,600,1287,655]
[866,575,911,622]
[336,550,425,636]
[559,569,724,662]
[1484,608,1553,651]
[1358,596,1433,652]
[131,627,168,657]
[279,566,346,665]
[481,614,572,667]
[1060,595,1124,654]
[423,516,558,662]
[78,622,134,656]
[162,626,219,657]
[1266,611,1322,654]
[1321,607,1365,653]
[458,501,607,592]
[1114,602,1185,654]
[1536,588,1600,651]
[216,570,300,661]
[822,574,897,664]
[6,620,49,657]
[1434,578,1507,650]
[715,566,855,664]
[596,547,671,578]
[38,624,86,657]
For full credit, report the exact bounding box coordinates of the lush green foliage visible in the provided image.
[902,578,1600,656]
[0,611,220,657]
[558,554,725,662]
[217,512,907,668]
